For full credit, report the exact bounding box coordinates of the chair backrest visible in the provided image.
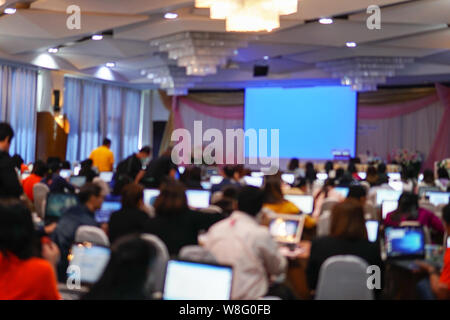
[364,203,378,221]
[93,177,110,196]
[315,255,374,300]
[317,210,332,237]
[179,245,217,264]
[75,226,110,247]
[320,199,338,216]
[140,233,170,299]
[33,183,49,219]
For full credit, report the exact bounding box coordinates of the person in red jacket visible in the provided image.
[22,160,48,202]
[0,199,61,300]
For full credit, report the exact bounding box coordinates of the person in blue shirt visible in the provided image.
[42,161,75,194]
[52,183,105,281]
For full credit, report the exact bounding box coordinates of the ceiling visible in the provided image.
[0,0,449,90]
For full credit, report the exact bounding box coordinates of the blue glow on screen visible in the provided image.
[244,87,357,159]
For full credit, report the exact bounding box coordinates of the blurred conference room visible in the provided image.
[0,0,450,307]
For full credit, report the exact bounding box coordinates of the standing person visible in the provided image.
[115,146,152,182]
[0,123,23,198]
[89,138,115,173]
[137,148,177,189]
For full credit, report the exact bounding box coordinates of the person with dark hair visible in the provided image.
[419,169,437,188]
[415,204,450,300]
[52,183,105,281]
[180,166,203,190]
[144,181,222,255]
[324,161,334,175]
[211,165,239,193]
[0,122,23,198]
[0,200,61,299]
[89,138,114,172]
[82,235,157,300]
[305,162,317,185]
[292,177,308,194]
[306,201,383,296]
[42,161,75,194]
[61,161,71,170]
[436,167,450,191]
[211,185,239,217]
[138,150,177,189]
[108,183,151,244]
[385,192,444,234]
[365,165,378,187]
[78,159,97,183]
[287,158,304,178]
[347,162,361,181]
[11,154,27,173]
[23,160,48,201]
[346,185,367,207]
[115,146,152,183]
[376,163,389,186]
[312,178,345,218]
[202,186,288,300]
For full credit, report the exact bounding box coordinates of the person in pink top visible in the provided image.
[385,192,445,234]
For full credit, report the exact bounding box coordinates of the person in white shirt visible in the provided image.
[201,186,288,300]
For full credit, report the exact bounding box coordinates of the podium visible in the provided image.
[35,111,68,162]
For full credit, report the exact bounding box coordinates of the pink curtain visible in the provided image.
[423,84,450,169]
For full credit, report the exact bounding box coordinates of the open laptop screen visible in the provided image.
[376,189,402,206]
[60,169,72,179]
[269,215,304,244]
[210,175,224,185]
[95,200,121,223]
[365,220,379,243]
[70,176,87,188]
[243,176,263,188]
[144,189,160,206]
[99,172,114,183]
[163,260,233,300]
[281,173,295,185]
[385,227,425,259]
[426,192,450,207]
[382,200,399,220]
[334,187,349,198]
[68,244,110,285]
[45,193,79,219]
[186,190,210,209]
[284,195,314,214]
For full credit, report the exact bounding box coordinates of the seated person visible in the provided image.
[78,159,98,183]
[346,185,376,220]
[108,183,151,244]
[210,185,239,218]
[418,169,437,188]
[365,166,379,187]
[287,158,305,178]
[22,160,48,202]
[82,235,157,300]
[179,166,203,190]
[211,165,239,194]
[144,181,223,256]
[52,183,105,281]
[42,161,75,194]
[0,199,60,300]
[137,149,177,189]
[201,186,288,300]
[385,192,444,234]
[312,178,345,218]
[306,201,383,297]
[263,174,315,228]
[415,204,450,300]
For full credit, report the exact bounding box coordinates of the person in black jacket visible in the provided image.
[144,180,223,256]
[108,183,151,244]
[0,123,23,198]
[306,201,383,298]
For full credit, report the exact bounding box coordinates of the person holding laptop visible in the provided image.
[201,186,288,300]
[89,138,114,173]
[415,204,450,300]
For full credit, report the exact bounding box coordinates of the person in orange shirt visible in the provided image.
[22,160,48,202]
[89,138,115,172]
[0,199,61,300]
[416,204,450,300]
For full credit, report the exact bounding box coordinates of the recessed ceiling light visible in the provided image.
[4,8,16,15]
[319,18,333,24]
[48,47,59,53]
[164,12,178,19]
[92,34,103,41]
[106,62,116,68]
[346,42,357,48]
[263,56,269,60]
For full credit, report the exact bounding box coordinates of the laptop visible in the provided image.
[95,200,121,223]
[376,189,402,206]
[200,181,212,190]
[67,243,111,286]
[388,180,403,192]
[281,173,295,185]
[426,191,450,207]
[335,187,349,198]
[251,171,264,178]
[186,190,211,209]
[387,173,401,181]
[284,194,314,214]
[382,200,399,220]
[358,172,367,180]
[210,175,224,185]
[163,260,233,300]
[45,193,79,223]
[385,226,426,270]
[365,220,379,243]
[69,176,87,188]
[418,186,441,198]
[268,214,305,246]
[60,169,72,179]
[243,176,263,188]
[144,189,160,206]
[99,171,114,183]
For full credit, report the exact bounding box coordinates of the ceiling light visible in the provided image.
[4,8,16,15]
[263,56,269,60]
[48,48,59,53]
[346,42,357,48]
[91,34,103,41]
[164,12,178,19]
[319,18,333,24]
[106,62,116,68]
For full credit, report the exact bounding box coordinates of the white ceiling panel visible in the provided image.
[378,28,450,49]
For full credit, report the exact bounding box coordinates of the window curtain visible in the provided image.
[65,77,141,165]
[0,64,38,163]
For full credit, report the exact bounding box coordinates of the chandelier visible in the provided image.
[316,57,414,91]
[150,32,250,76]
[195,0,298,32]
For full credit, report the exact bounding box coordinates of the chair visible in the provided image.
[315,255,374,300]
[33,183,49,219]
[75,226,110,247]
[93,177,110,197]
[364,203,378,221]
[179,245,217,264]
[317,210,332,237]
[140,234,170,299]
[320,199,338,217]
